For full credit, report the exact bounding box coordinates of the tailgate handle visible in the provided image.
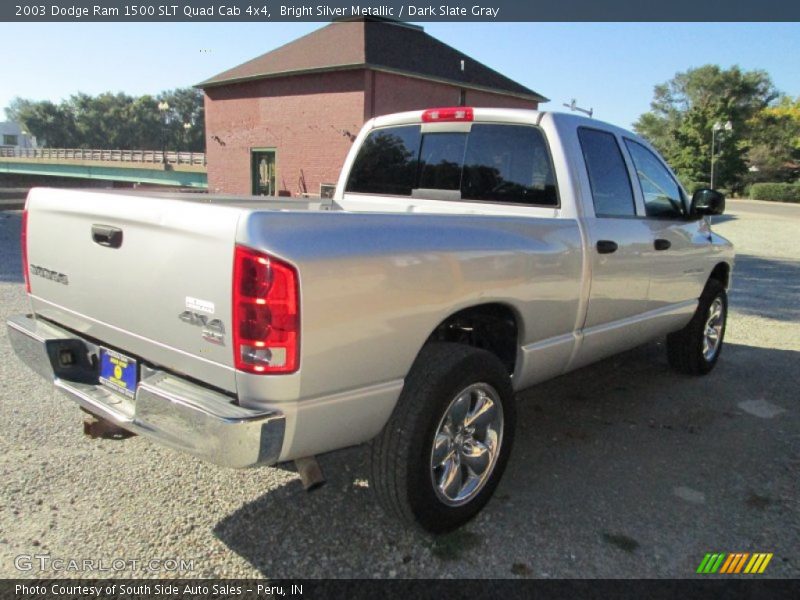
[92,225,123,248]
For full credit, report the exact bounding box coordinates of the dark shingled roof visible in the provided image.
[197,18,547,103]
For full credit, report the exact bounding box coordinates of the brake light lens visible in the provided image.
[422,107,474,123]
[233,245,299,374]
[21,209,30,293]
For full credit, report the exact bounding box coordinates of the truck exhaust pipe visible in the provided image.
[294,456,326,491]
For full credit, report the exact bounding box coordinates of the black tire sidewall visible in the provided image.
[404,347,516,533]
[694,282,728,374]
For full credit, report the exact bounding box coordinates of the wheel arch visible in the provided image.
[423,302,520,376]
[709,261,731,289]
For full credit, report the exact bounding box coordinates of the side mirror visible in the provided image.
[691,188,725,217]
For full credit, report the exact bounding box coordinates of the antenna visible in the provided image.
[563,98,593,118]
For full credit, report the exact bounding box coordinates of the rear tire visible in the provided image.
[667,279,728,375]
[370,343,515,533]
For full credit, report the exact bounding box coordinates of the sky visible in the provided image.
[2,22,799,129]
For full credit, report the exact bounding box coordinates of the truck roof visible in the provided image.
[369,107,637,140]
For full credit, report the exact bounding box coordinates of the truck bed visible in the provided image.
[24,187,584,403]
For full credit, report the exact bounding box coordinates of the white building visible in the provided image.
[0,122,37,150]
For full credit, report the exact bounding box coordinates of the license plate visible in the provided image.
[98,347,138,399]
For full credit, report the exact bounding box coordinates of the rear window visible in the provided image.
[418,132,467,190]
[345,123,558,207]
[345,126,421,196]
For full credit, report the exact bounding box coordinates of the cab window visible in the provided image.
[624,139,686,219]
[345,123,558,207]
[462,124,558,206]
[418,132,466,190]
[578,127,636,217]
[345,126,420,196]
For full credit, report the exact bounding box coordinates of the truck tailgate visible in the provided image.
[25,188,243,393]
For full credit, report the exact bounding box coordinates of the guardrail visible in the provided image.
[0,147,206,166]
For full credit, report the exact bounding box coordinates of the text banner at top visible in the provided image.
[4,0,800,22]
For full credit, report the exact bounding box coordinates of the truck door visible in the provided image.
[622,138,712,312]
[572,126,655,366]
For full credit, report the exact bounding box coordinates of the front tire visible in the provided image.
[667,279,728,375]
[370,343,516,533]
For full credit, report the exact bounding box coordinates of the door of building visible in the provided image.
[252,150,276,196]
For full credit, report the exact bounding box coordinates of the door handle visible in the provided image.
[654,238,672,251]
[91,224,123,248]
[596,240,618,254]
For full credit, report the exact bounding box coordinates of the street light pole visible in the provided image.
[183,121,192,152]
[710,120,733,189]
[157,101,170,165]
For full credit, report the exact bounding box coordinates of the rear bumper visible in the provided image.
[6,314,285,468]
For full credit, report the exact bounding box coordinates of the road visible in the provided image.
[0,200,797,579]
[726,197,800,218]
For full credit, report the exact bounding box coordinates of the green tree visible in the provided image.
[745,96,800,183]
[634,65,778,191]
[4,88,205,152]
[157,88,206,152]
[6,97,76,147]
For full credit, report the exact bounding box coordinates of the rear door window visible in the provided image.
[578,127,636,217]
[345,123,558,207]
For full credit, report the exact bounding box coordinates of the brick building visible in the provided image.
[197,18,547,197]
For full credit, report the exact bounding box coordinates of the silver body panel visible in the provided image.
[12,109,734,464]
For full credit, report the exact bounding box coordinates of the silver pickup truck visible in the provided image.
[8,107,733,532]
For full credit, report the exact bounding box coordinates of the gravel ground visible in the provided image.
[0,199,797,579]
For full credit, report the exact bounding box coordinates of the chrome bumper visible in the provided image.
[6,314,285,468]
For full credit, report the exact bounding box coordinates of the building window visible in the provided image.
[458,90,467,106]
[3,134,19,146]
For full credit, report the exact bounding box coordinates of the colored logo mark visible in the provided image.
[696,552,773,574]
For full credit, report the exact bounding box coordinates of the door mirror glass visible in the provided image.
[691,188,725,217]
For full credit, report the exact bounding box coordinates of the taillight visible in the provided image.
[233,245,299,374]
[421,107,474,123]
[21,208,30,293]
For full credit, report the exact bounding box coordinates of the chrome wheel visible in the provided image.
[702,296,725,361]
[429,383,504,507]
